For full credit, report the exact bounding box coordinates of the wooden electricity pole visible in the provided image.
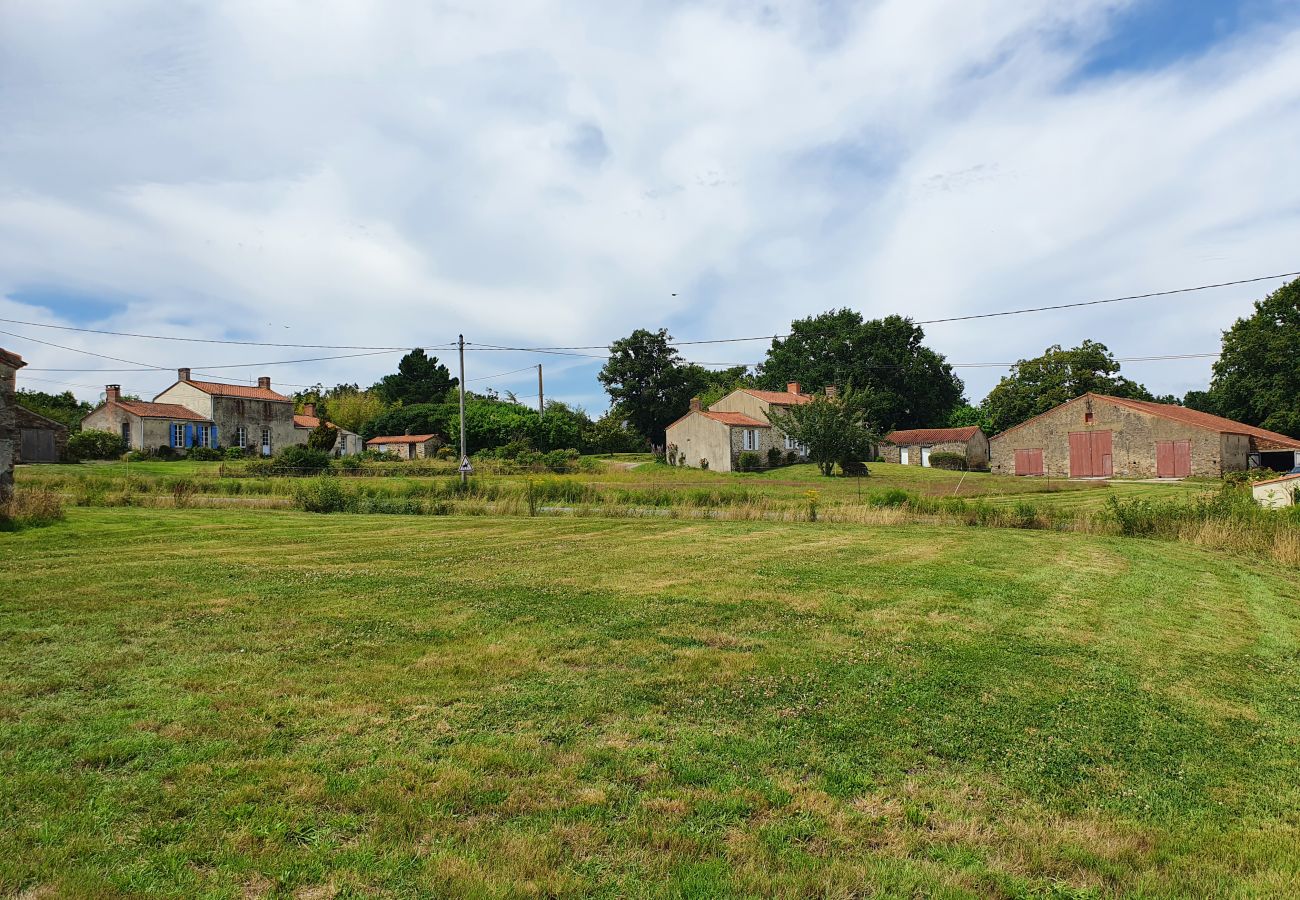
[458,334,468,485]
[537,364,544,419]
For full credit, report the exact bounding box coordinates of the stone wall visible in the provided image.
[728,423,780,470]
[990,395,1241,478]
[666,413,734,471]
[0,359,17,500]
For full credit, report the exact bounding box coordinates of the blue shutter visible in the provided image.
[184,424,194,447]
[169,424,176,448]
[210,425,218,447]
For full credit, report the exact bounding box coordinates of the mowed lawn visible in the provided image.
[3,511,1300,898]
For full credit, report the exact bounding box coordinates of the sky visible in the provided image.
[2,0,1299,415]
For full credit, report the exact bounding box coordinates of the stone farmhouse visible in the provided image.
[990,392,1300,478]
[1,347,26,500]
[881,426,988,470]
[83,369,301,456]
[293,403,363,456]
[665,383,813,472]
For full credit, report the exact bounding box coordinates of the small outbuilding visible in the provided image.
[990,392,1300,478]
[13,405,68,463]
[366,433,441,460]
[881,426,988,470]
[293,404,363,456]
[1253,473,1300,508]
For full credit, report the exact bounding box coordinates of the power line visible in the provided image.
[466,364,540,382]
[22,348,403,373]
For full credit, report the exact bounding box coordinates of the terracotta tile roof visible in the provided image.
[185,379,292,402]
[366,434,437,445]
[1252,472,1300,487]
[885,426,981,445]
[702,410,770,427]
[114,400,212,421]
[741,389,812,406]
[0,347,26,369]
[1097,394,1300,451]
[293,414,335,429]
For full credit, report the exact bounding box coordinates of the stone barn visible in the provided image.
[13,405,68,463]
[881,426,988,469]
[989,393,1300,479]
[1,347,26,500]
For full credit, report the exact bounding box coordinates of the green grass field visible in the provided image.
[3,509,1299,897]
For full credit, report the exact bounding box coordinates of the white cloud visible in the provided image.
[1,0,1298,408]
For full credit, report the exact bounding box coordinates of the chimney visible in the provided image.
[302,402,316,418]
[404,427,412,435]
[689,397,702,412]
[787,382,801,395]
[105,384,121,403]
[177,367,191,382]
[257,376,271,389]
[824,385,838,399]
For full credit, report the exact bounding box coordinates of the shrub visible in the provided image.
[188,446,223,461]
[928,451,967,471]
[840,460,869,477]
[223,447,247,461]
[338,454,363,471]
[292,477,352,513]
[767,447,783,468]
[274,445,331,474]
[0,488,64,531]
[666,444,680,467]
[737,451,762,472]
[124,449,155,462]
[156,444,178,460]
[435,446,454,460]
[67,429,125,461]
[1224,467,1283,486]
[699,458,709,470]
[170,478,197,508]
[784,450,799,465]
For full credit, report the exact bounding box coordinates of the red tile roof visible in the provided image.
[114,400,212,421]
[186,379,292,402]
[0,348,26,369]
[702,410,769,427]
[885,426,981,445]
[1098,394,1300,451]
[293,414,336,430]
[366,434,437,445]
[741,389,812,406]
[1252,472,1300,487]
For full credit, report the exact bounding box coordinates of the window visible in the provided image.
[120,422,131,448]
[234,426,247,449]
[172,423,185,447]
[261,427,272,455]
[194,424,210,448]
[784,434,795,450]
[742,429,757,451]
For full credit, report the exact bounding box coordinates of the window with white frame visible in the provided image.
[171,422,185,447]
[234,426,247,448]
[195,424,210,448]
[742,429,757,451]
[261,427,272,455]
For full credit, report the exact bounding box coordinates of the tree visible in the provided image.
[598,329,696,446]
[1183,389,1218,416]
[1205,277,1300,437]
[372,350,457,406]
[308,422,338,453]
[325,387,389,434]
[981,341,1155,434]
[680,364,755,409]
[765,388,877,477]
[946,402,993,433]
[759,311,964,431]
[16,389,92,431]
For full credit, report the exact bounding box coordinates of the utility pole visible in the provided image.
[537,364,544,419]
[458,334,468,485]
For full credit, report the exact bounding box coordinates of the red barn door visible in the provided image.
[1014,448,1043,476]
[1156,440,1191,477]
[1069,431,1113,477]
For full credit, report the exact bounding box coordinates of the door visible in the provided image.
[1014,448,1043,476]
[20,429,58,462]
[1156,440,1191,477]
[899,447,909,465]
[921,446,931,467]
[1069,431,1113,477]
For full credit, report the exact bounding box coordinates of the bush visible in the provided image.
[338,454,363,471]
[156,444,178,460]
[784,450,799,465]
[928,451,967,471]
[188,446,223,461]
[840,460,869,477]
[67,429,125,461]
[274,445,331,474]
[767,447,783,468]
[737,451,762,472]
[124,448,155,462]
[0,488,64,531]
[699,458,709,470]
[1224,467,1283,486]
[292,477,352,513]
[223,447,247,461]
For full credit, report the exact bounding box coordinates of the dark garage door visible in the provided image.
[20,428,58,463]
[1068,430,1113,478]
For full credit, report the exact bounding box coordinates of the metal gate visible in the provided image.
[20,428,58,463]
[1068,431,1113,478]
[1155,440,1191,478]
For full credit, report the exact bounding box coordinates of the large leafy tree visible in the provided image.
[759,311,963,431]
[1205,278,1300,437]
[16,389,93,430]
[372,350,457,406]
[598,329,697,446]
[981,340,1154,434]
[766,388,877,477]
[680,364,755,409]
